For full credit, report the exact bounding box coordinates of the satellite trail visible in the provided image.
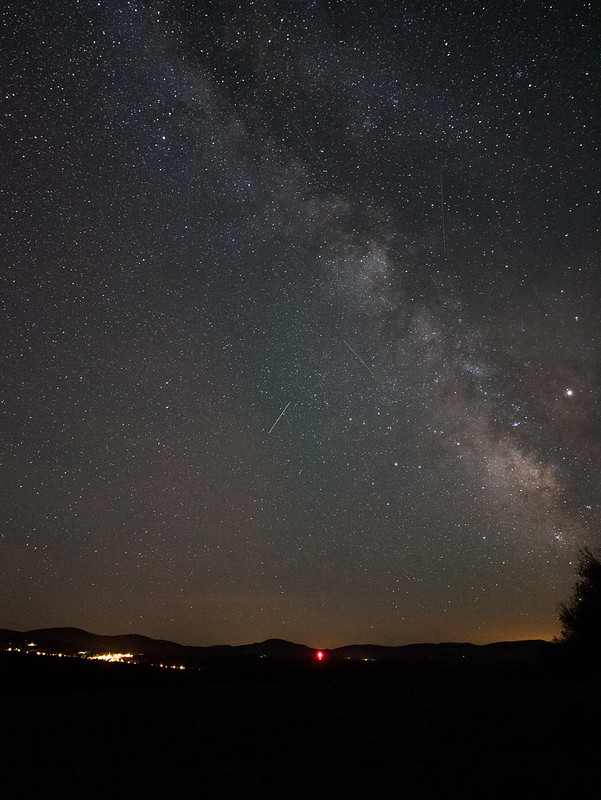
[343,340,375,376]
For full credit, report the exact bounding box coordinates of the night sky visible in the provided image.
[2,0,599,648]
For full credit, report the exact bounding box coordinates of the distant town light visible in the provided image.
[90,653,134,663]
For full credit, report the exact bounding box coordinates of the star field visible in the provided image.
[1,0,599,647]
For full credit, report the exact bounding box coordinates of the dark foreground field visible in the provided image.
[1,652,600,799]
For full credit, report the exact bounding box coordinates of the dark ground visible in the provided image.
[1,652,600,799]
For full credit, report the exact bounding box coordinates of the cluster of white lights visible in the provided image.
[89,653,134,662]
[5,642,186,669]
[2,646,188,669]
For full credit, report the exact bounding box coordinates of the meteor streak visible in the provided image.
[268,401,291,434]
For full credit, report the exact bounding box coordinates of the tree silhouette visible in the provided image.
[558,548,601,653]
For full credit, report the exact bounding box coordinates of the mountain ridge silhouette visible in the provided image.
[0,626,550,665]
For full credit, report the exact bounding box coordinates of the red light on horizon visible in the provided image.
[316,650,325,661]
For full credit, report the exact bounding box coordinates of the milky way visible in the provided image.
[2,0,599,646]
